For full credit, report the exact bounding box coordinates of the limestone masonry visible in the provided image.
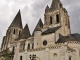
[0,0,80,60]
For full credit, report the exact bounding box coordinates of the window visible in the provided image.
[69,56,71,60]
[53,53,57,60]
[12,46,15,54]
[28,43,30,49]
[50,16,52,24]
[53,53,57,57]
[19,31,21,35]
[43,40,47,46]
[60,4,62,7]
[32,43,34,49]
[20,56,22,60]
[23,43,25,50]
[56,14,59,23]
[12,46,15,51]
[13,29,15,34]
[19,42,25,51]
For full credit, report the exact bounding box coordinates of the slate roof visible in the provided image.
[56,33,80,43]
[9,10,23,29]
[18,24,31,40]
[32,19,43,36]
[41,26,61,35]
[71,33,80,40]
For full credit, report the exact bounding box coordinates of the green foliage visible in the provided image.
[0,49,14,60]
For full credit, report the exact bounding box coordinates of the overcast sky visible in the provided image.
[0,0,80,47]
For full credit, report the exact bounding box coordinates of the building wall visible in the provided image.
[41,33,56,47]
[17,43,79,60]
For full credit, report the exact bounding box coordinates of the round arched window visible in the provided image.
[43,40,47,46]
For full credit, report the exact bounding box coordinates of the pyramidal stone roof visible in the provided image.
[32,19,43,36]
[18,24,31,40]
[9,10,23,29]
[50,0,61,10]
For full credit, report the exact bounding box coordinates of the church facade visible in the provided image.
[0,0,80,60]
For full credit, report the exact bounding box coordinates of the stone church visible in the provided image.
[0,0,80,60]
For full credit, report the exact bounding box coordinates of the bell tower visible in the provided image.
[1,10,23,51]
[8,10,23,43]
[44,0,71,36]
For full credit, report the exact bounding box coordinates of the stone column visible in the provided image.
[53,33,56,45]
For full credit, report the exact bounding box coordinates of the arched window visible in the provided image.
[32,43,34,49]
[28,43,30,49]
[56,14,59,23]
[50,17,52,24]
[53,53,57,57]
[53,53,57,60]
[13,29,15,34]
[20,56,22,60]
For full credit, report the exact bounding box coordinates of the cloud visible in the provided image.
[61,0,80,33]
[0,0,80,47]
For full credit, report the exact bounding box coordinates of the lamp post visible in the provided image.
[9,55,14,60]
[29,54,31,60]
[29,54,36,60]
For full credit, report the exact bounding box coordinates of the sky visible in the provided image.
[0,0,80,47]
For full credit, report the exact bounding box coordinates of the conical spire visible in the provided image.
[18,24,31,40]
[46,5,49,9]
[9,10,23,29]
[32,18,43,36]
[45,5,49,13]
[50,0,61,10]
